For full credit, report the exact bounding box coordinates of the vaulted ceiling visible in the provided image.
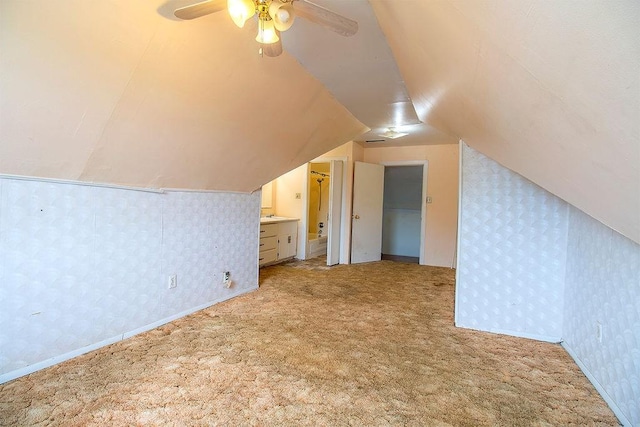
[0,1,638,243]
[368,0,639,243]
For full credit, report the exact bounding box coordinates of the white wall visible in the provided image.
[0,177,260,383]
[457,143,639,426]
[563,207,639,426]
[364,144,458,267]
[456,143,567,341]
[273,164,308,260]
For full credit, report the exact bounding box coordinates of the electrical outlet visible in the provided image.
[222,271,232,289]
[168,274,177,289]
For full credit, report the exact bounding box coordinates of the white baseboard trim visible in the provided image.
[454,322,562,343]
[453,324,630,425]
[308,249,327,259]
[0,335,123,385]
[0,287,257,385]
[562,342,630,427]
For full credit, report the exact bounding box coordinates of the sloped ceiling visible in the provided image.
[370,0,639,244]
[0,1,367,191]
[278,0,456,147]
[1,1,638,244]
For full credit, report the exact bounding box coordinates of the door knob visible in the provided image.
[354,214,360,219]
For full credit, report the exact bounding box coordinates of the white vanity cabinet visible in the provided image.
[258,223,278,266]
[259,218,298,267]
[277,220,298,260]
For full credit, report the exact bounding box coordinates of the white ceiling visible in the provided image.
[0,0,367,191]
[280,0,455,147]
[370,0,639,243]
[0,0,638,244]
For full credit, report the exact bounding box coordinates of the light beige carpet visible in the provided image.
[0,259,619,426]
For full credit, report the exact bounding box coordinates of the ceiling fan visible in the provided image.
[174,0,358,57]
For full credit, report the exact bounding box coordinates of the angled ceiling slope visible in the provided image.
[281,0,456,147]
[371,0,640,244]
[0,0,367,193]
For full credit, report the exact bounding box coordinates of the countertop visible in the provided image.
[260,216,299,224]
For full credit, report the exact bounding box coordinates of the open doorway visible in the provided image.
[305,160,344,265]
[307,162,330,259]
[382,165,424,264]
[351,161,428,265]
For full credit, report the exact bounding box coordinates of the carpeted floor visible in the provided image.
[0,259,619,426]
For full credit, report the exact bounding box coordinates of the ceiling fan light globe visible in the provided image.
[269,2,294,32]
[227,0,255,28]
[256,19,280,44]
[267,0,283,19]
[275,9,295,31]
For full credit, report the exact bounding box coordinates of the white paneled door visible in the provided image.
[351,161,384,264]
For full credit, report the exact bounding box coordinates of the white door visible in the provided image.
[351,161,384,264]
[327,160,343,266]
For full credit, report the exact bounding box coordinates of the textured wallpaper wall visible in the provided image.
[0,177,260,383]
[456,143,568,341]
[457,143,639,425]
[563,207,639,426]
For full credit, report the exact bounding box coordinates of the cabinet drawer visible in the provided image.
[259,223,278,238]
[259,235,278,252]
[258,248,277,266]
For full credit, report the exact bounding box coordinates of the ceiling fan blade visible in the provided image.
[293,0,358,37]
[261,38,283,57]
[174,0,226,20]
